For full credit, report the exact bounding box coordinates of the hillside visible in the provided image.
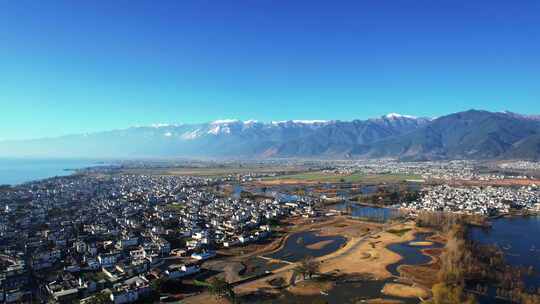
[1,110,539,160]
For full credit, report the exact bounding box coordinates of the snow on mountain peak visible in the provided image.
[211,119,240,124]
[208,124,233,135]
[292,120,328,124]
[181,129,202,140]
[271,120,328,125]
[151,123,174,128]
[384,113,417,119]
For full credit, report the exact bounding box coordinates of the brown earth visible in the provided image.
[397,247,443,288]
[382,283,430,298]
[287,280,334,296]
[184,219,432,304]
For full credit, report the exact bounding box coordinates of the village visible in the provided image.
[402,184,540,216]
[333,159,539,181]
[1,160,540,303]
[0,173,317,303]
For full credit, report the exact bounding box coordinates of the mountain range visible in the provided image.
[2,110,540,160]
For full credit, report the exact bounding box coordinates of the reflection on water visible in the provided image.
[252,279,419,304]
[386,232,443,276]
[471,217,540,276]
[266,231,346,262]
[471,216,540,303]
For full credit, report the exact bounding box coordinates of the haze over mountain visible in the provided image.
[2,110,540,160]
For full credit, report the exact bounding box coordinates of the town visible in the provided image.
[403,184,540,216]
[0,173,317,303]
[1,160,540,303]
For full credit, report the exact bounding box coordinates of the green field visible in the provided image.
[122,166,307,177]
[263,171,422,183]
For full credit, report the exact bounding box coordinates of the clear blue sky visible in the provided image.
[1,0,539,140]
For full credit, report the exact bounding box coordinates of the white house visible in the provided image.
[165,264,200,279]
[191,251,216,261]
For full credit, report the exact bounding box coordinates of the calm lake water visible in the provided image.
[266,231,346,262]
[471,217,540,270]
[0,158,106,185]
[387,232,444,276]
[332,201,402,222]
[471,216,540,295]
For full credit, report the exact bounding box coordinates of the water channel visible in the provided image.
[251,228,440,304]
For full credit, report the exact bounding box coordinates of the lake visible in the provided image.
[0,158,106,185]
[471,216,540,298]
[471,216,540,271]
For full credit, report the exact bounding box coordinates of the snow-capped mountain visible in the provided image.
[383,113,417,119]
[0,114,426,158]
[2,111,540,160]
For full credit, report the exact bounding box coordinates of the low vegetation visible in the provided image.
[207,277,238,303]
[354,186,421,206]
[427,219,540,304]
[263,171,421,184]
[386,228,412,237]
[84,292,111,304]
[382,283,430,298]
[415,211,488,231]
[292,256,321,282]
[426,225,477,304]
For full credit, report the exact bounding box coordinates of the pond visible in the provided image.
[252,231,442,304]
[386,232,443,276]
[265,231,346,263]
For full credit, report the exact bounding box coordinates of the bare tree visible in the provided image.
[293,256,320,280]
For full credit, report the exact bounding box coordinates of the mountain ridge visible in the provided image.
[2,110,540,160]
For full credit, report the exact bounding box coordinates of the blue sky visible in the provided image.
[1,0,539,140]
